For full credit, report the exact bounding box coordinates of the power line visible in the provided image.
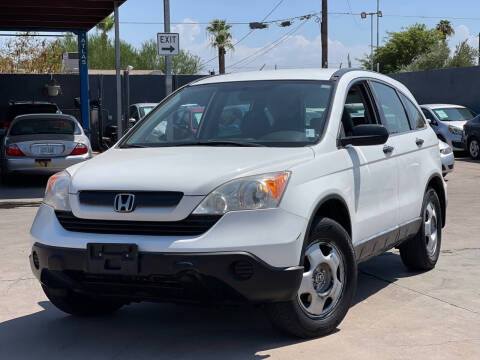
[228,18,311,70]
[200,0,286,69]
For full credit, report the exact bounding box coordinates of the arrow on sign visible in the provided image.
[161,46,175,53]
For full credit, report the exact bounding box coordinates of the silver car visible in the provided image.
[439,139,454,177]
[1,114,92,183]
[420,104,476,151]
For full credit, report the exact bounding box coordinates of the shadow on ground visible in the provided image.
[0,252,415,359]
[0,174,47,200]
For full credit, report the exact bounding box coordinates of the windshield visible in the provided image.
[9,118,76,136]
[123,80,334,147]
[139,106,155,118]
[433,107,475,121]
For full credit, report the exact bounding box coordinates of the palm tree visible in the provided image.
[96,16,115,43]
[436,20,455,40]
[206,19,234,74]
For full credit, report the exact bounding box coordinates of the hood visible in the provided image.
[69,146,314,195]
[444,120,467,129]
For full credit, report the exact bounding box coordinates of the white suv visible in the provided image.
[30,69,446,338]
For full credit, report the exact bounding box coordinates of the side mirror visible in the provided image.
[427,118,437,126]
[340,124,389,147]
[128,118,136,126]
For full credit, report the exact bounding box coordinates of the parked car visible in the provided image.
[420,104,476,151]
[30,69,446,338]
[439,140,454,176]
[463,115,480,159]
[1,113,91,184]
[2,101,60,130]
[127,103,158,128]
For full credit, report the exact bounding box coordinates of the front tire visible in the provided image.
[399,188,442,271]
[265,218,357,338]
[468,137,480,159]
[42,285,124,316]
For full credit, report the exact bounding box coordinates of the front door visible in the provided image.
[340,81,399,249]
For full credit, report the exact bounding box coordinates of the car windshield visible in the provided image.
[139,106,155,118]
[122,80,334,148]
[9,118,76,136]
[433,107,476,121]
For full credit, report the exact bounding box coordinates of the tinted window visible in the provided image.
[400,94,425,129]
[10,118,75,136]
[8,104,59,121]
[129,106,139,121]
[341,83,377,136]
[371,82,411,134]
[432,107,475,121]
[124,81,334,147]
[421,108,435,121]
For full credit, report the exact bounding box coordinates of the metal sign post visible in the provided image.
[162,0,176,96]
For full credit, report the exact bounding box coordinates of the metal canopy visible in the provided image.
[0,0,126,31]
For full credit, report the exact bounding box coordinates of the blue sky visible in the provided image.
[109,0,480,72]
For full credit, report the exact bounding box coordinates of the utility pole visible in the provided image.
[321,0,328,68]
[361,10,382,71]
[164,0,172,96]
[376,0,380,49]
[114,1,122,139]
[478,32,480,65]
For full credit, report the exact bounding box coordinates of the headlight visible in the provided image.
[448,126,463,135]
[193,171,290,215]
[43,171,71,211]
[440,146,452,155]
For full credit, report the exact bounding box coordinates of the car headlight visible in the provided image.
[193,171,290,215]
[448,126,463,135]
[440,146,452,155]
[43,171,71,211]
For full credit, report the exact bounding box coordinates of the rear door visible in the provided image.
[370,81,424,226]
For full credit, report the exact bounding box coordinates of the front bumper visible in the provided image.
[30,243,303,304]
[441,151,455,175]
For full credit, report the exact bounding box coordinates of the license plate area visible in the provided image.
[31,144,64,156]
[34,159,52,168]
[87,243,138,275]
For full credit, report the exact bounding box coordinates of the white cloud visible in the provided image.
[172,19,369,72]
[449,24,479,51]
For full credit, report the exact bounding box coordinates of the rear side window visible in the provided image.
[8,104,59,121]
[371,82,411,134]
[400,94,425,129]
[9,118,75,136]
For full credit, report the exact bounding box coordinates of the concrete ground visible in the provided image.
[0,160,479,360]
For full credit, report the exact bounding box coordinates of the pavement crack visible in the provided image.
[359,269,480,316]
[0,277,35,283]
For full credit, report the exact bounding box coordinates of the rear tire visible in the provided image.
[265,217,357,338]
[42,285,124,316]
[468,137,480,159]
[399,188,442,271]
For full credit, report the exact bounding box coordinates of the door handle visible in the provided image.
[416,138,424,146]
[383,145,394,154]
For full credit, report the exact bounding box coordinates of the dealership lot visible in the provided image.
[0,159,479,360]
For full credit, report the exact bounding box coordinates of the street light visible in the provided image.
[360,10,382,71]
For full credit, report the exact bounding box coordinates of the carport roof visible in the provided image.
[0,0,126,31]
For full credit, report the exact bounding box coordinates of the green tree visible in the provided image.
[401,41,450,72]
[447,40,478,68]
[206,19,234,74]
[436,20,455,40]
[96,16,115,43]
[359,24,443,73]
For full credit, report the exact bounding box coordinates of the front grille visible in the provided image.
[79,191,183,208]
[55,211,221,236]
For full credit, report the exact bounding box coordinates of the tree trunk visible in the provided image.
[218,47,226,74]
[321,0,328,68]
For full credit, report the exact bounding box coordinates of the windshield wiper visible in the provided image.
[120,144,148,148]
[172,140,266,147]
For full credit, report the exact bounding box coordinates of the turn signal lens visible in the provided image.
[265,173,289,200]
[6,144,25,157]
[70,143,88,155]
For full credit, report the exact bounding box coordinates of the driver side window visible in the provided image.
[341,82,378,137]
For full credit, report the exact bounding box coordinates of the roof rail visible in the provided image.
[329,68,362,81]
